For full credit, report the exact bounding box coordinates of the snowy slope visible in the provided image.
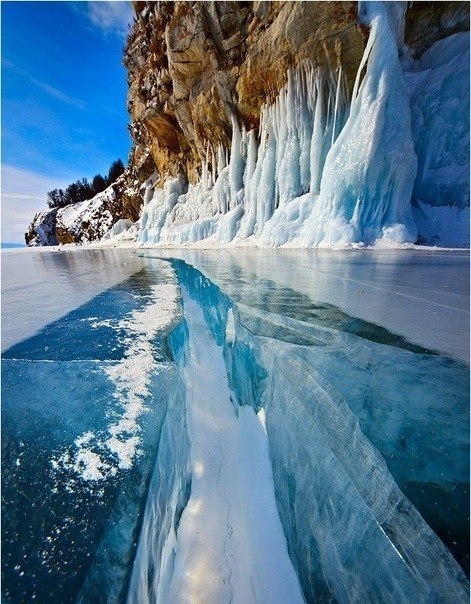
[56,186,116,244]
[24,208,58,246]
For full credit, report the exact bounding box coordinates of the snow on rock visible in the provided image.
[56,186,116,244]
[25,150,155,247]
[25,208,59,246]
[101,218,136,243]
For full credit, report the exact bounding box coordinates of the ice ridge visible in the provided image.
[125,260,468,603]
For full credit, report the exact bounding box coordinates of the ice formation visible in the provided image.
[3,250,469,602]
[127,286,304,604]
[406,32,470,245]
[137,0,469,249]
[125,260,468,603]
[407,33,470,210]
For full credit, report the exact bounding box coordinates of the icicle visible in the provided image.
[211,147,216,185]
[216,144,226,176]
[331,67,341,146]
[309,72,325,195]
[229,114,245,202]
[297,65,314,194]
[201,157,208,192]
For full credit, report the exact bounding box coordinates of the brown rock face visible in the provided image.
[124,1,366,185]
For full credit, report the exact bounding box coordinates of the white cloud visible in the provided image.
[30,78,85,109]
[87,1,133,37]
[3,59,85,109]
[1,165,73,244]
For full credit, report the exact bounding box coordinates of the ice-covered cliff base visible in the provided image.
[138,4,469,249]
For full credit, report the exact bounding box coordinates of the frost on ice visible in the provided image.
[50,260,181,485]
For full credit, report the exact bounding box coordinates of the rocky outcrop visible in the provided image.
[124,0,469,190]
[405,1,469,59]
[54,167,147,244]
[124,1,367,185]
[25,208,59,246]
[25,150,155,246]
[55,186,116,244]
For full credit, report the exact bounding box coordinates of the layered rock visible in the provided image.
[124,1,469,190]
[124,1,367,185]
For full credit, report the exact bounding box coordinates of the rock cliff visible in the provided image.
[124,1,468,187]
[25,1,469,246]
[124,1,367,185]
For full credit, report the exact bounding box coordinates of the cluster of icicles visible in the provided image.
[139,2,418,248]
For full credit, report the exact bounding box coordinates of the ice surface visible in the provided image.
[3,247,469,603]
[2,259,182,602]
[256,336,468,601]
[150,248,470,364]
[167,261,468,602]
[1,248,147,351]
[239,302,469,571]
[126,283,304,604]
[125,320,191,604]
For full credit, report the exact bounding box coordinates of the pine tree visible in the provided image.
[107,158,125,184]
[92,174,107,194]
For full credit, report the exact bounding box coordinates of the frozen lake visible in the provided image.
[2,247,469,602]
[3,247,469,361]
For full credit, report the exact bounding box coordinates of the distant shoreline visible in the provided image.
[1,243,26,249]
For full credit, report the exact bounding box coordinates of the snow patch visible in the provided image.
[51,261,181,485]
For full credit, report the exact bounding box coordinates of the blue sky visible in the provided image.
[2,1,133,243]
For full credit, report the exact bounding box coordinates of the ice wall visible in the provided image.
[406,32,470,246]
[125,321,192,604]
[297,1,418,246]
[136,1,468,248]
[407,33,470,210]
